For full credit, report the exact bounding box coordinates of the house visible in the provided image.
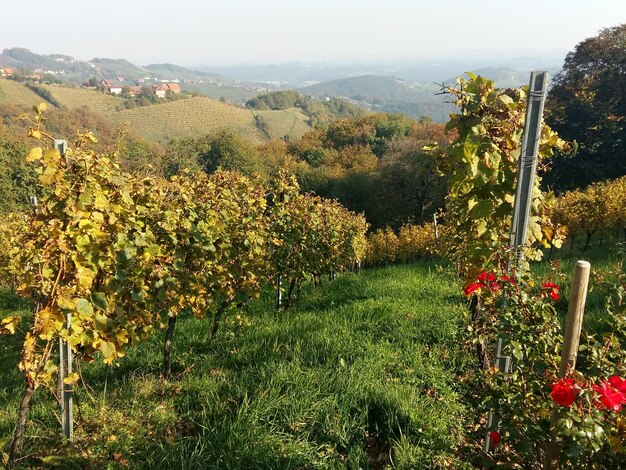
[124,85,143,96]
[164,83,181,94]
[152,84,166,98]
[101,79,122,94]
[0,67,14,77]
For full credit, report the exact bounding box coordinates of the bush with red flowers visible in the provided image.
[465,263,626,468]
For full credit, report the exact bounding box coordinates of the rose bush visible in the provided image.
[462,262,626,468]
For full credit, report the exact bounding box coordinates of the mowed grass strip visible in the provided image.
[0,263,471,469]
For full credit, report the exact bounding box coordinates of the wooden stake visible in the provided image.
[545,260,591,469]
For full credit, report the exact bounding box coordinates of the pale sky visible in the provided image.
[1,0,624,65]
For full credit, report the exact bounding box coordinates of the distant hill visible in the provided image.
[0,47,232,85]
[0,47,274,105]
[0,79,311,143]
[199,54,565,87]
[444,66,563,88]
[298,75,455,122]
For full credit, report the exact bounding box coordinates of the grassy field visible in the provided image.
[0,79,46,107]
[0,263,471,469]
[40,84,124,113]
[0,79,312,144]
[107,99,311,143]
[1,241,623,469]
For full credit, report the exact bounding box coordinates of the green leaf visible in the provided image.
[469,199,493,219]
[92,292,109,310]
[75,298,94,318]
[94,313,108,331]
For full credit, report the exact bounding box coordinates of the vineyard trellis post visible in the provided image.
[545,260,591,468]
[276,274,282,310]
[54,138,74,441]
[485,71,548,451]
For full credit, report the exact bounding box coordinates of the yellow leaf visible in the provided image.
[29,129,42,140]
[26,147,43,162]
[0,316,20,335]
[63,372,80,385]
[100,341,116,363]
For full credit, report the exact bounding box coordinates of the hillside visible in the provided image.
[0,79,47,107]
[107,96,310,142]
[0,48,232,87]
[0,79,312,143]
[299,75,455,122]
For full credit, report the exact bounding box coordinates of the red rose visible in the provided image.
[501,275,515,285]
[593,379,626,412]
[551,378,579,407]
[608,375,626,393]
[464,282,481,296]
[477,272,497,282]
[489,431,501,447]
[542,281,560,301]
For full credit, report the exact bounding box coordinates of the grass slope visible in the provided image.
[0,80,312,143]
[0,263,471,469]
[0,80,47,107]
[40,84,124,113]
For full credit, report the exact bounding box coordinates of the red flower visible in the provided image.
[464,282,481,296]
[551,378,579,407]
[608,375,626,393]
[477,272,497,282]
[501,275,515,285]
[488,281,500,292]
[489,431,501,447]
[593,379,626,412]
[463,271,503,296]
[542,281,560,301]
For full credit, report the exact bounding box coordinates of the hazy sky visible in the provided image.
[2,0,624,65]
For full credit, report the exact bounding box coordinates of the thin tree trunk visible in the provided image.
[8,384,35,468]
[211,301,230,339]
[582,232,592,254]
[570,236,575,251]
[163,316,177,379]
[286,279,297,308]
[296,278,303,301]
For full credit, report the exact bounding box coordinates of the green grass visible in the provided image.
[0,263,472,469]
[2,242,622,469]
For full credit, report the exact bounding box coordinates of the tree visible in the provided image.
[545,24,626,190]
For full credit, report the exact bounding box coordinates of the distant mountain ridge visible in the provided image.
[0,47,230,85]
[298,75,454,122]
[199,54,565,87]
